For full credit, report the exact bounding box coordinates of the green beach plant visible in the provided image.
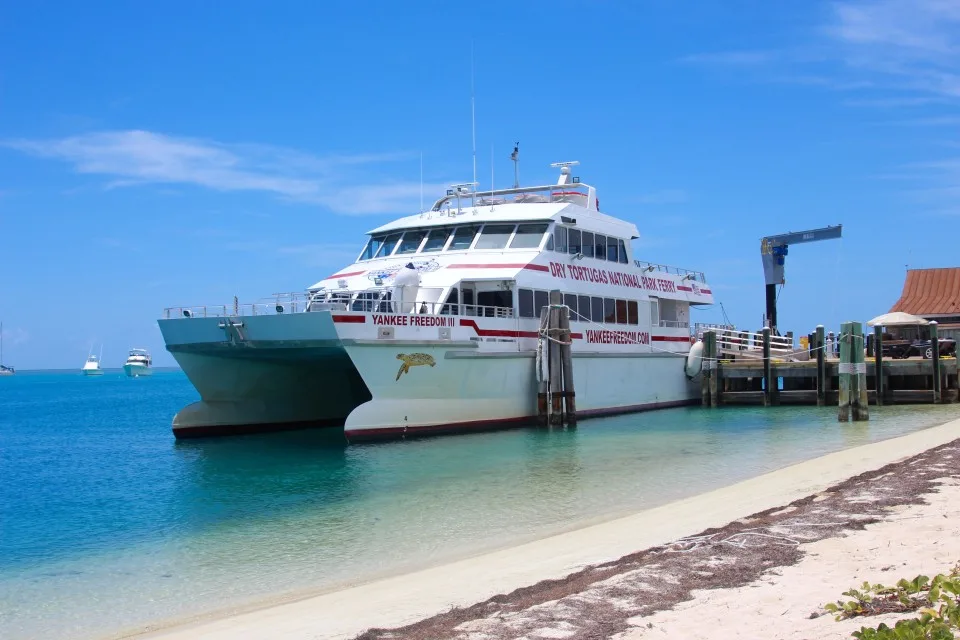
[825,564,960,639]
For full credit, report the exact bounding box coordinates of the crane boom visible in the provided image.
[761,224,842,333]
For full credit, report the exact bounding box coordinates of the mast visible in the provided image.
[1,322,4,365]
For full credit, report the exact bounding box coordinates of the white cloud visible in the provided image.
[1,326,29,346]
[2,130,441,216]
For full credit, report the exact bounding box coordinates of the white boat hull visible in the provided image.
[124,363,153,377]
[341,343,696,441]
[81,368,104,376]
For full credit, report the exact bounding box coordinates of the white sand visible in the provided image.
[619,478,960,640]
[137,418,960,640]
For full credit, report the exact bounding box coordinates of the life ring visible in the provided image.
[684,340,704,379]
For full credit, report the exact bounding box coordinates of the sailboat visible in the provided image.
[81,344,104,376]
[0,322,13,376]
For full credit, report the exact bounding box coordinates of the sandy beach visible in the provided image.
[132,416,960,640]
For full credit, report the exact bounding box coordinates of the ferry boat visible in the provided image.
[123,348,153,377]
[158,162,714,441]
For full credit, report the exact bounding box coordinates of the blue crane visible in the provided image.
[761,225,842,334]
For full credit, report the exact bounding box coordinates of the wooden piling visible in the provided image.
[558,300,576,425]
[838,322,851,421]
[537,306,550,426]
[851,322,868,419]
[931,321,941,404]
[816,325,826,406]
[548,291,563,425]
[762,327,773,407]
[874,325,884,406]
[701,330,715,407]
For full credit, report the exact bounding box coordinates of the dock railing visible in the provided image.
[694,324,797,361]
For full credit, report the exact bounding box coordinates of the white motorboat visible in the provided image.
[158,161,714,441]
[82,345,104,376]
[123,349,153,377]
[0,322,13,376]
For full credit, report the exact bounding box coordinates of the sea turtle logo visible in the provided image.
[395,353,436,380]
[691,282,701,295]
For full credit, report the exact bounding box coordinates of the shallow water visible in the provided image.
[1,370,956,639]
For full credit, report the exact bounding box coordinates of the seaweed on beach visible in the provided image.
[353,438,960,640]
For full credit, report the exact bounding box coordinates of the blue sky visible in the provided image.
[1,0,958,369]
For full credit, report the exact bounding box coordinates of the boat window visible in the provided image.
[374,233,402,258]
[581,232,595,258]
[376,290,394,313]
[422,228,452,252]
[627,300,639,325]
[577,295,590,322]
[591,296,604,322]
[618,239,629,264]
[554,226,568,253]
[478,290,513,317]
[534,290,549,318]
[509,223,549,249]
[518,289,534,318]
[563,293,577,318]
[396,230,427,254]
[616,299,628,324]
[568,229,582,255]
[604,298,616,323]
[352,292,380,312]
[650,298,660,326]
[594,234,607,261]
[448,225,481,251]
[440,287,458,315]
[607,237,619,262]
[545,233,554,251]
[359,236,386,261]
[475,224,516,249]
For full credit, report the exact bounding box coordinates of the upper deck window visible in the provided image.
[568,229,582,255]
[618,239,629,264]
[594,234,607,261]
[396,230,427,255]
[606,236,618,262]
[374,233,402,258]
[509,223,549,249]
[360,236,386,261]
[422,228,452,252]
[554,226,568,253]
[449,225,480,251]
[581,232,595,259]
[475,224,516,250]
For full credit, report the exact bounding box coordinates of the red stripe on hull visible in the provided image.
[458,318,583,340]
[323,270,366,280]
[677,285,693,292]
[344,398,698,443]
[651,335,691,342]
[332,314,366,323]
[700,289,712,294]
[447,263,550,272]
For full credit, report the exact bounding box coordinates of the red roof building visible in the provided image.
[890,268,960,339]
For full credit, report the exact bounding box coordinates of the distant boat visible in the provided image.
[123,348,152,377]
[0,321,13,376]
[82,345,104,376]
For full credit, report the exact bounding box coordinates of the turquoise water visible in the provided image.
[1,371,957,640]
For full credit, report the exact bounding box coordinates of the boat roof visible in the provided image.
[128,348,150,355]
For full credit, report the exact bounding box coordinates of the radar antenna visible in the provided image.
[550,160,580,185]
[510,142,520,188]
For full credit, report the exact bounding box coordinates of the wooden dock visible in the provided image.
[700,325,959,408]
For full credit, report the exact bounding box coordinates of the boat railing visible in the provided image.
[430,183,592,212]
[634,260,706,283]
[163,290,516,320]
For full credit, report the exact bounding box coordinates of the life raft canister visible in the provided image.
[684,340,704,379]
